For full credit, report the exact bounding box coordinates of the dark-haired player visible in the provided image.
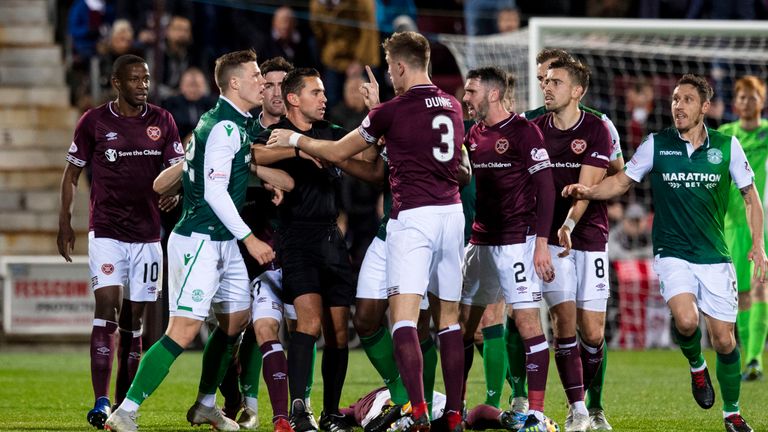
[530,59,612,432]
[57,54,184,429]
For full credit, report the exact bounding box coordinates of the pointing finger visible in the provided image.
[365,65,378,86]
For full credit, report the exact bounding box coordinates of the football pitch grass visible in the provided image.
[0,347,765,431]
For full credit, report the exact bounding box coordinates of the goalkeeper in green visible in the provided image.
[718,75,768,382]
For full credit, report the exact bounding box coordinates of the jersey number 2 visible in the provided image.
[432,114,455,162]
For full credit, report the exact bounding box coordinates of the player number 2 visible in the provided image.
[513,262,526,283]
[594,258,605,278]
[432,114,455,162]
[143,262,159,283]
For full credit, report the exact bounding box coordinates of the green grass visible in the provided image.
[0,348,765,431]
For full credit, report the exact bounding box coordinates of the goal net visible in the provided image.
[438,19,768,347]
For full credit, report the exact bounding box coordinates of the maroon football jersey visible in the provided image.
[347,387,388,426]
[359,85,463,218]
[67,102,183,243]
[466,114,552,245]
[532,111,611,251]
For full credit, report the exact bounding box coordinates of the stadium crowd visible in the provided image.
[54,2,768,432]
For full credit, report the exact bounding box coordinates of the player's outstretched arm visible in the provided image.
[742,184,768,282]
[153,160,183,195]
[335,150,387,188]
[562,170,635,201]
[57,163,83,262]
[458,146,472,188]
[267,128,370,165]
[557,164,606,257]
[254,165,295,192]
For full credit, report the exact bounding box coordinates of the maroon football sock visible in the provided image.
[260,340,289,421]
[554,336,584,405]
[90,320,118,400]
[392,322,425,414]
[579,340,604,390]
[523,334,549,413]
[438,324,465,413]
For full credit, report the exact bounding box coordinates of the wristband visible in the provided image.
[288,132,301,148]
[563,218,576,232]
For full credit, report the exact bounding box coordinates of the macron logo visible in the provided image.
[659,150,683,156]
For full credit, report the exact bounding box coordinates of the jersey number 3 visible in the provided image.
[432,114,455,162]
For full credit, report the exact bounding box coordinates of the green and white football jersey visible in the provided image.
[174,97,262,241]
[625,127,753,264]
[719,119,768,230]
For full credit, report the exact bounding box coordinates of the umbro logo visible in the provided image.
[96,347,111,355]
[106,132,118,141]
[273,372,287,380]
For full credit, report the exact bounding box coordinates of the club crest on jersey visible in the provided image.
[571,139,587,154]
[146,126,162,141]
[707,148,723,164]
[101,263,114,275]
[495,138,509,154]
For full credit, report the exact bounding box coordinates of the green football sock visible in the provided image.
[482,324,507,408]
[421,336,438,416]
[747,302,767,369]
[505,316,527,398]
[305,343,317,400]
[586,343,607,410]
[737,308,751,356]
[672,325,705,369]
[198,327,239,395]
[360,327,409,404]
[238,329,262,398]
[126,335,183,405]
[716,348,742,413]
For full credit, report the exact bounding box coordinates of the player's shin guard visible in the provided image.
[392,321,426,418]
[125,335,184,407]
[438,324,465,414]
[287,331,317,404]
[360,326,408,405]
[421,336,438,416]
[672,325,705,369]
[586,344,607,410]
[238,329,261,402]
[482,324,507,408]
[554,336,585,405]
[505,316,528,398]
[716,348,742,413]
[260,340,289,420]
[321,345,349,414]
[747,302,767,369]
[579,339,604,391]
[91,319,118,400]
[523,335,549,413]
[198,327,239,404]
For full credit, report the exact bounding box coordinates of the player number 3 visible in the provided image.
[432,114,455,162]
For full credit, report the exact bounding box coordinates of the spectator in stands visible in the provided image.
[329,76,367,131]
[607,203,653,261]
[94,20,144,104]
[464,0,516,36]
[496,7,521,33]
[310,0,380,109]
[68,0,115,62]
[257,6,315,69]
[161,67,216,141]
[626,78,654,150]
[375,0,417,35]
[148,15,201,100]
